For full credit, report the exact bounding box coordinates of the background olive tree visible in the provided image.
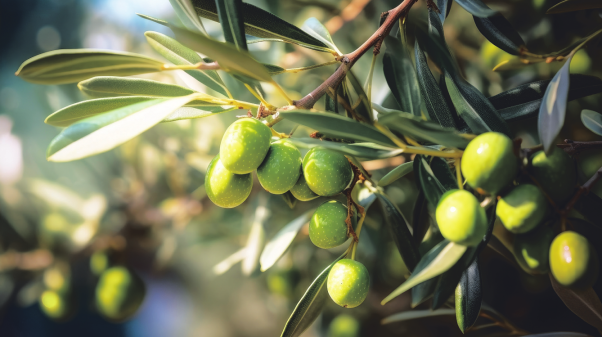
[0,0,602,336]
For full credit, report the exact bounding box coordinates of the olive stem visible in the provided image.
[561,164,602,216]
[350,212,366,261]
[557,139,602,156]
[455,157,463,190]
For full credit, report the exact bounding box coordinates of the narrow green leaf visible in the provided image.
[455,258,482,333]
[287,138,403,160]
[411,276,440,308]
[281,254,347,337]
[383,36,421,117]
[144,31,230,97]
[490,75,602,121]
[382,309,455,324]
[162,106,238,122]
[301,18,341,56]
[242,195,270,276]
[411,191,430,245]
[213,247,247,275]
[377,193,421,272]
[437,0,452,23]
[171,26,274,83]
[547,0,602,14]
[78,76,195,98]
[453,0,497,17]
[550,272,602,331]
[346,71,374,123]
[279,110,395,147]
[169,0,207,34]
[381,241,467,305]
[474,13,525,55]
[260,211,313,272]
[191,0,334,53]
[16,49,164,85]
[444,76,490,134]
[414,156,447,209]
[581,110,602,136]
[538,55,572,154]
[46,94,198,162]
[216,0,247,50]
[414,41,457,128]
[376,106,469,149]
[378,161,414,186]
[280,191,298,209]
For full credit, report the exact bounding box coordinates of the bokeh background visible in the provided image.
[0,0,601,336]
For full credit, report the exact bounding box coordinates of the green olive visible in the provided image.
[90,251,109,276]
[327,259,370,308]
[496,184,548,234]
[40,290,74,321]
[290,172,319,201]
[205,154,253,208]
[95,266,146,321]
[256,139,302,194]
[309,200,349,249]
[529,148,576,205]
[549,231,599,288]
[302,147,352,196]
[513,225,554,274]
[460,132,518,195]
[435,190,488,246]
[219,118,272,174]
[328,314,360,337]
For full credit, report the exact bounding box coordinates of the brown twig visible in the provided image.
[294,0,418,109]
[344,160,366,242]
[557,139,602,156]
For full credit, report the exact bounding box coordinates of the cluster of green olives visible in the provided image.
[205,118,358,208]
[39,253,145,322]
[436,132,598,289]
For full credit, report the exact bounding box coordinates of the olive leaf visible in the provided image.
[46,94,199,162]
[414,41,457,128]
[375,105,469,149]
[378,161,414,187]
[381,240,467,305]
[538,55,573,155]
[546,0,602,14]
[414,156,447,209]
[490,75,602,122]
[301,18,342,56]
[581,110,602,136]
[169,0,207,34]
[346,71,374,123]
[453,0,497,17]
[437,0,452,23]
[259,210,313,272]
[78,76,196,98]
[242,195,270,276]
[382,308,455,324]
[281,254,347,337]
[279,110,395,147]
[170,26,274,83]
[144,31,231,97]
[213,248,247,275]
[15,49,164,85]
[216,0,247,50]
[411,276,440,308]
[550,274,602,331]
[455,258,482,333]
[383,36,421,118]
[162,106,238,122]
[286,138,403,160]
[377,193,421,273]
[191,0,334,54]
[411,191,431,245]
[474,12,525,55]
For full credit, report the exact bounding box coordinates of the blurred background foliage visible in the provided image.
[0,0,601,336]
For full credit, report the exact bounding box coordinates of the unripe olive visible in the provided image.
[435,190,487,246]
[219,118,272,174]
[513,225,554,274]
[90,251,109,276]
[460,132,518,195]
[529,148,576,205]
[328,314,360,337]
[550,231,599,288]
[95,266,146,321]
[309,200,349,249]
[496,184,548,234]
[256,139,302,194]
[40,290,74,321]
[205,154,253,208]
[327,259,370,308]
[302,147,352,196]
[290,172,319,201]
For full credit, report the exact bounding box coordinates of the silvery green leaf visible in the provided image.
[581,109,602,136]
[260,210,313,272]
